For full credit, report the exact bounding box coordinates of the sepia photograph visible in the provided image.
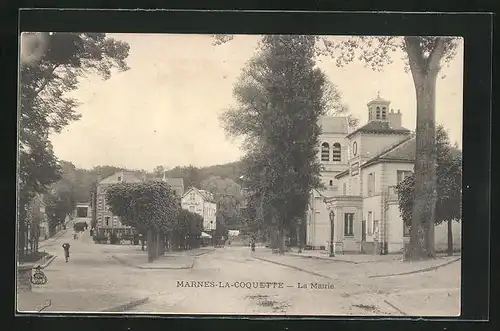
[16,32,464,316]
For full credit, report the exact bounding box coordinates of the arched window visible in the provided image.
[382,107,387,119]
[332,143,341,162]
[376,106,381,119]
[321,143,330,161]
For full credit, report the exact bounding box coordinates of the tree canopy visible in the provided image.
[18,32,130,257]
[105,181,181,233]
[397,125,462,228]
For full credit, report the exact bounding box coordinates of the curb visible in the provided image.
[253,255,333,279]
[101,297,150,312]
[111,255,194,270]
[40,255,57,269]
[288,253,359,264]
[369,257,461,278]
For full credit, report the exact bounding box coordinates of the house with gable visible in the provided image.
[306,94,461,254]
[181,187,217,232]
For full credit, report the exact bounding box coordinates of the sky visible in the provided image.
[46,34,463,171]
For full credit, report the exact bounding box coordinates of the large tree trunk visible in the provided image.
[404,37,446,261]
[447,219,453,256]
[147,228,155,262]
[409,71,438,260]
[278,227,286,254]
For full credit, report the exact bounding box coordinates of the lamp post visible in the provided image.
[329,210,335,257]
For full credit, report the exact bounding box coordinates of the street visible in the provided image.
[18,225,460,316]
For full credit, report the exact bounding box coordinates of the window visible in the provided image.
[332,143,341,162]
[189,206,195,213]
[105,217,110,226]
[342,183,347,195]
[190,193,196,201]
[76,207,88,218]
[403,221,411,237]
[117,176,122,182]
[367,172,375,195]
[321,142,330,161]
[367,212,373,235]
[382,107,387,120]
[376,107,381,119]
[344,213,354,236]
[397,170,413,185]
[329,180,333,187]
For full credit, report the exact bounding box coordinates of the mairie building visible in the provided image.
[306,95,461,254]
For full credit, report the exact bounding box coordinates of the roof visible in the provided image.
[367,96,390,105]
[335,135,415,179]
[319,116,349,134]
[99,171,142,184]
[346,120,411,139]
[182,187,216,203]
[163,177,184,188]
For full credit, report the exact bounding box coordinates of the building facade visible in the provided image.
[306,95,462,254]
[181,187,217,231]
[95,171,141,236]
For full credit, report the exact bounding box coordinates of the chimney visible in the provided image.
[387,109,402,128]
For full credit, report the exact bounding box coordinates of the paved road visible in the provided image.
[21,225,459,316]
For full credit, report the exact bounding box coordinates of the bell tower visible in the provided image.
[367,92,391,122]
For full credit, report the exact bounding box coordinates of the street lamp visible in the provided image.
[329,210,335,257]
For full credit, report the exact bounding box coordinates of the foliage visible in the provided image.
[201,175,243,227]
[164,165,202,189]
[153,165,166,179]
[105,181,181,233]
[18,32,130,257]
[173,209,203,241]
[397,125,462,227]
[220,35,331,248]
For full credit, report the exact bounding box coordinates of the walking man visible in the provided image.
[62,243,71,262]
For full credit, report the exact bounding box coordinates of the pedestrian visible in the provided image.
[62,243,71,262]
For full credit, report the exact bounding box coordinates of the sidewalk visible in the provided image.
[254,248,461,278]
[111,252,194,269]
[288,248,402,264]
[17,290,148,313]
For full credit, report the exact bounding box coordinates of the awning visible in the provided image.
[201,232,212,239]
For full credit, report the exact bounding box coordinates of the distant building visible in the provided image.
[95,171,142,236]
[181,187,217,231]
[74,202,91,219]
[94,171,185,236]
[161,173,185,197]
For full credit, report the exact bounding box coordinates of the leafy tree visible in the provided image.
[153,165,166,179]
[214,35,461,260]
[220,35,330,253]
[105,181,180,262]
[19,32,130,259]
[172,209,203,250]
[201,175,243,227]
[397,125,462,257]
